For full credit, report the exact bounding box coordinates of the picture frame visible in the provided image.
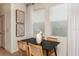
[16,10,25,37]
[16,24,25,37]
[16,10,25,23]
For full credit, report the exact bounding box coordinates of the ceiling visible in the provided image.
[32,3,61,10]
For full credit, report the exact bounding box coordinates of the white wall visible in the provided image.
[44,8,52,35]
[26,5,34,38]
[0,3,27,53]
[11,3,27,53]
[0,3,11,52]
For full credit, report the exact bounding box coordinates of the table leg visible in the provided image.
[54,48,57,56]
[46,50,49,56]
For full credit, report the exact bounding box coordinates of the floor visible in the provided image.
[0,48,54,56]
[0,48,20,56]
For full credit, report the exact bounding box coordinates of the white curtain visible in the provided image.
[68,4,79,56]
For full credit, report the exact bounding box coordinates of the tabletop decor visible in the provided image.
[36,31,43,44]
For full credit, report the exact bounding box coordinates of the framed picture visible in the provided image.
[16,9,25,37]
[16,10,25,23]
[16,24,25,37]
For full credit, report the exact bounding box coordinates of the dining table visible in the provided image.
[21,38,60,56]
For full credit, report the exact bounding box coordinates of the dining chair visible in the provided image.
[28,43,43,56]
[18,41,28,56]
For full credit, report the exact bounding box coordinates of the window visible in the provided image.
[32,9,45,36]
[49,4,68,37]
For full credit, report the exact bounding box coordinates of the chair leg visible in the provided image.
[25,51,28,56]
[19,49,22,56]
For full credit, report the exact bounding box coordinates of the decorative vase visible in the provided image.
[36,31,42,44]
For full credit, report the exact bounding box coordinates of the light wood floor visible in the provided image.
[0,48,54,56]
[0,48,20,56]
